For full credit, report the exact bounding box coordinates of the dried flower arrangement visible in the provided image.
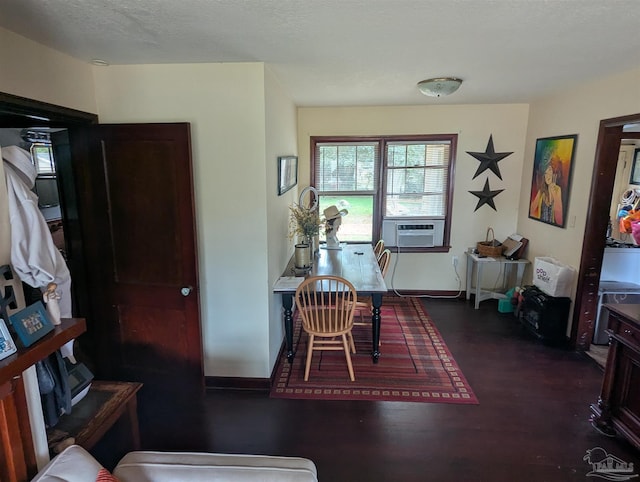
[289,203,321,242]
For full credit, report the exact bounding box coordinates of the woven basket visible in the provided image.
[476,227,502,257]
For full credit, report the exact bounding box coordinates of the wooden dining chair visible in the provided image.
[377,249,391,277]
[373,239,385,260]
[295,275,358,382]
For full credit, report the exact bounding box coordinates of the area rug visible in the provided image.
[270,296,478,404]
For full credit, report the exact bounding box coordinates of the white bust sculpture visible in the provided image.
[323,205,348,249]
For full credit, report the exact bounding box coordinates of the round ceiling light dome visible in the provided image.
[90,59,109,66]
[417,77,463,97]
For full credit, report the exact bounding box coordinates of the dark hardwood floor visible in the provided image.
[97,296,640,481]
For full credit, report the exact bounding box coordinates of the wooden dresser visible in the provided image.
[590,303,640,449]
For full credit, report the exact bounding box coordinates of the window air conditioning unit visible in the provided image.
[381,219,445,248]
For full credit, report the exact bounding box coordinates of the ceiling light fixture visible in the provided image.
[90,59,109,66]
[417,77,463,97]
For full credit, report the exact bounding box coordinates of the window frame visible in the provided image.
[30,142,56,175]
[311,134,456,252]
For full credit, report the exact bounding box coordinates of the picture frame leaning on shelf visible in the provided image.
[9,300,54,348]
[0,317,17,361]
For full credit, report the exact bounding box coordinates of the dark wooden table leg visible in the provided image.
[125,394,141,450]
[282,293,295,363]
[371,293,382,363]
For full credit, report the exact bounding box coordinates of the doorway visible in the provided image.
[0,92,97,335]
[572,113,640,351]
[0,92,204,395]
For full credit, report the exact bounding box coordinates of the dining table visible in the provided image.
[274,243,388,363]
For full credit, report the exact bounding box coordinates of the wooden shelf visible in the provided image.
[0,317,86,482]
[51,380,142,453]
[0,318,86,384]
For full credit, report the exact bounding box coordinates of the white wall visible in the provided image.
[297,104,530,291]
[92,62,272,378]
[518,67,640,285]
[0,27,98,469]
[516,67,640,334]
[0,28,96,113]
[0,25,96,275]
[0,26,296,379]
[264,67,298,371]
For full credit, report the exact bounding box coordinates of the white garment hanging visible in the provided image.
[3,146,72,314]
[2,145,75,360]
[1,146,51,470]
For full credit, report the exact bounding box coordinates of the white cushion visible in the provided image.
[31,445,102,482]
[114,451,318,482]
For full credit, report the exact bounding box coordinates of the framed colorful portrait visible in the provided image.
[9,301,54,348]
[528,134,577,228]
[0,318,17,361]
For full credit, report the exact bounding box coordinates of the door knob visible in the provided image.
[181,286,193,296]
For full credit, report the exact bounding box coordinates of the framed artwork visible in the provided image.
[9,301,54,347]
[278,156,298,195]
[0,318,17,361]
[528,134,577,228]
[630,148,640,185]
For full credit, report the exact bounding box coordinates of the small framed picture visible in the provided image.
[278,156,298,195]
[0,318,17,361]
[9,301,54,348]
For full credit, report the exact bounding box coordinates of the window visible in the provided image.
[385,140,451,217]
[311,135,456,251]
[313,140,379,243]
[29,142,60,209]
[30,143,55,174]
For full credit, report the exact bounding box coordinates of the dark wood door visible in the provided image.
[63,123,203,393]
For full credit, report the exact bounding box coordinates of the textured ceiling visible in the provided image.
[0,0,639,107]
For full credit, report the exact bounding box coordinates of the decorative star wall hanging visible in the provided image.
[469,178,504,211]
[467,135,513,180]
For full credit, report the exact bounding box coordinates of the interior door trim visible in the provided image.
[0,91,97,127]
[573,113,640,350]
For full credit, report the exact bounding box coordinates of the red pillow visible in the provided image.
[96,468,120,482]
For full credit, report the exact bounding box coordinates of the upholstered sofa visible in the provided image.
[31,444,318,481]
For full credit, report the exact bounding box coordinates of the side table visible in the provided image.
[48,380,142,454]
[465,252,529,309]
